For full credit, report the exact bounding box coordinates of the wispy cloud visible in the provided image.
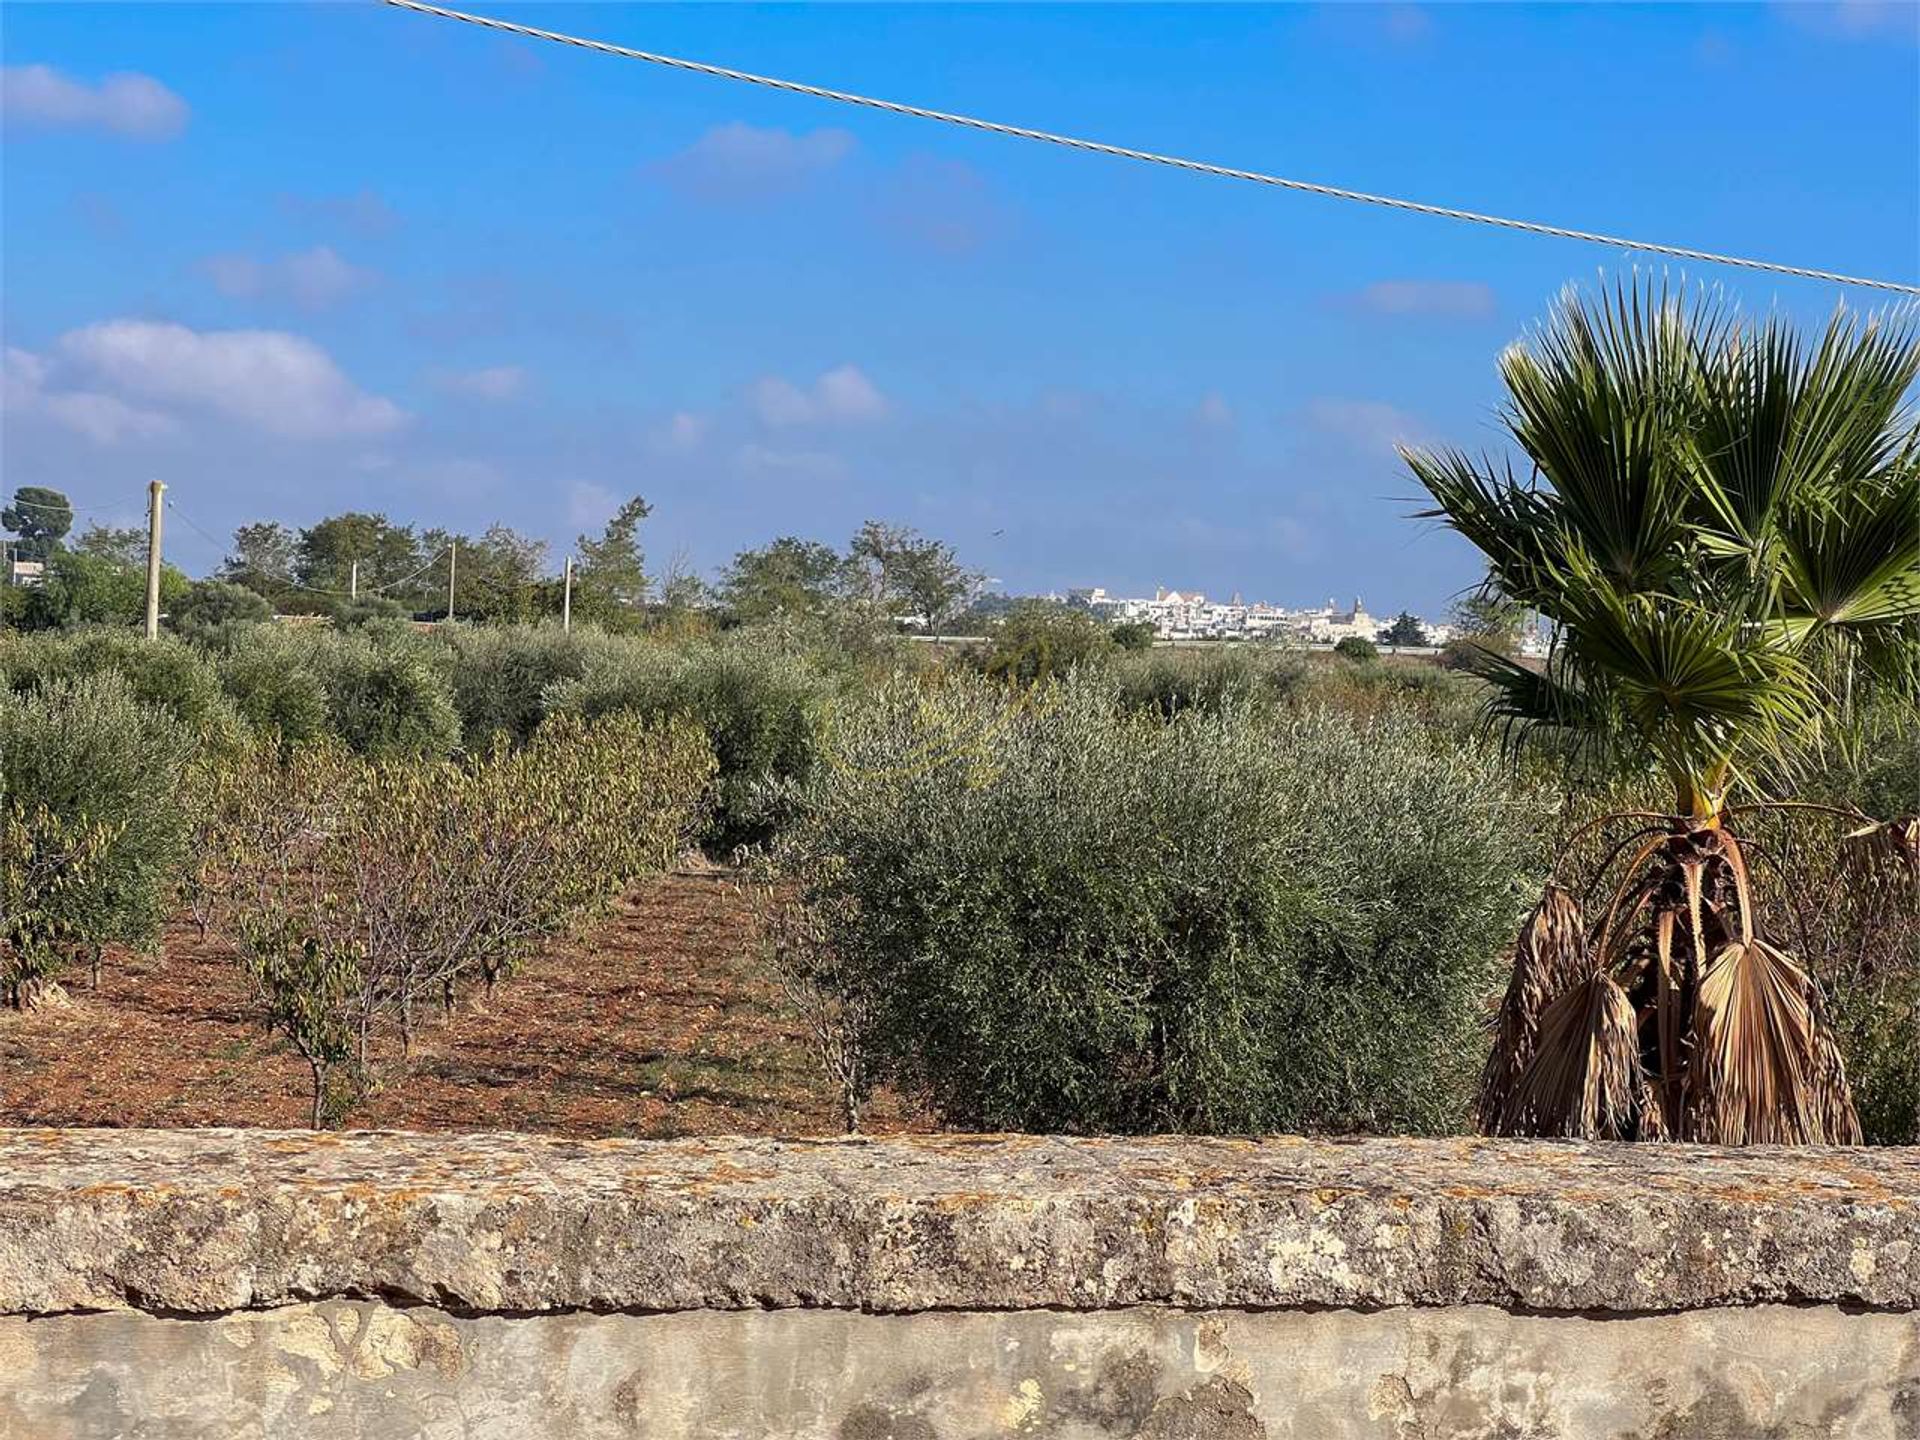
[1343,280,1498,319]
[202,246,376,311]
[751,364,888,427]
[433,365,528,401]
[1304,397,1427,458]
[875,155,1010,256]
[53,319,406,439]
[653,122,856,203]
[1775,1,1920,40]
[1,63,187,140]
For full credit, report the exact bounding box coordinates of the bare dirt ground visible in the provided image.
[0,867,925,1137]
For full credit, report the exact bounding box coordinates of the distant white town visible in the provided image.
[1059,587,1548,656]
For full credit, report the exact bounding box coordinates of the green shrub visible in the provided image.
[170,579,272,637]
[773,674,1540,1134]
[1109,620,1156,652]
[314,633,460,758]
[0,628,239,746]
[1108,646,1306,720]
[0,674,195,998]
[437,624,592,749]
[1334,635,1378,663]
[547,632,832,852]
[213,634,334,753]
[968,601,1115,686]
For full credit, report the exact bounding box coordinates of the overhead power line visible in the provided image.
[384,0,1919,298]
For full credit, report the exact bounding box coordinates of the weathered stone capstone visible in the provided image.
[1,1127,1915,1318]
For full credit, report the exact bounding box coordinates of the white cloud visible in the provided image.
[434,365,527,400]
[1,64,187,140]
[203,245,375,311]
[752,364,888,427]
[55,319,406,439]
[655,122,855,201]
[1305,398,1426,457]
[652,410,710,453]
[1348,280,1498,319]
[4,346,177,445]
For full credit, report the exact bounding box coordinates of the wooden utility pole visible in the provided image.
[143,480,166,640]
[447,542,457,623]
[562,555,573,632]
[349,560,359,601]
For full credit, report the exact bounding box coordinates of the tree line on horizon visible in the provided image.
[1,489,986,638]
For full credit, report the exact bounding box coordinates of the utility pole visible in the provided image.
[562,555,573,632]
[447,541,457,623]
[349,559,358,601]
[143,480,166,640]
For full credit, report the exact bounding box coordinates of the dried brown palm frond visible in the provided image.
[1492,970,1644,1139]
[1685,937,1859,1145]
[1476,885,1590,1129]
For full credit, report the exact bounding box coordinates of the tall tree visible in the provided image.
[219,522,301,600]
[72,523,148,570]
[573,496,651,623]
[891,535,982,636]
[1377,612,1429,648]
[454,526,551,623]
[719,537,844,621]
[845,520,914,609]
[3,487,74,560]
[296,513,423,598]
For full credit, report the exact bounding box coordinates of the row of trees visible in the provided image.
[201,715,713,1124]
[2,484,989,639]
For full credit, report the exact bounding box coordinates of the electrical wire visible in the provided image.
[384,0,1920,297]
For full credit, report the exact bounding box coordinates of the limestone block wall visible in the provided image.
[1,1129,1915,1438]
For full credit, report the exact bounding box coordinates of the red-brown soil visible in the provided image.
[0,867,925,1137]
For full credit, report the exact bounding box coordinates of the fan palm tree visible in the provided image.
[1405,281,1919,1144]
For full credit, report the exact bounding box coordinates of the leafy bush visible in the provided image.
[437,624,592,749]
[0,674,195,1000]
[211,633,334,753]
[1109,621,1156,652]
[0,628,238,747]
[170,579,272,637]
[771,675,1539,1133]
[547,632,833,852]
[1334,635,1378,663]
[968,601,1115,686]
[1108,646,1306,720]
[308,631,460,758]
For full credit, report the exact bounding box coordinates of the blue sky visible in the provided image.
[4,2,1916,615]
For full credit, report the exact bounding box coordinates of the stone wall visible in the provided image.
[2,1128,1916,1438]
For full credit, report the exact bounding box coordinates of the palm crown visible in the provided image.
[1406,283,1919,821]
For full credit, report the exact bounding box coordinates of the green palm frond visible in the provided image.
[1412,277,1918,816]
[1777,460,1920,628]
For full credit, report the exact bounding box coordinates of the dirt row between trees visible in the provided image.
[0,867,925,1138]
